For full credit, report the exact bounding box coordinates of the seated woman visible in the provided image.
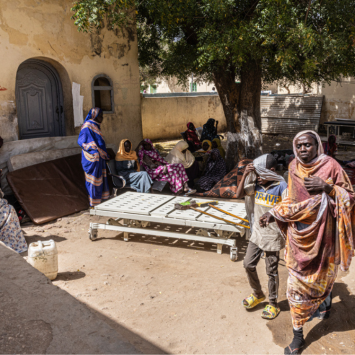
[138,139,196,195]
[165,141,200,188]
[115,139,153,193]
[200,118,223,142]
[0,189,27,254]
[198,149,227,191]
[185,122,201,153]
[212,138,225,159]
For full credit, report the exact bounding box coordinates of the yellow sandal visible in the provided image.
[261,305,280,319]
[242,294,266,309]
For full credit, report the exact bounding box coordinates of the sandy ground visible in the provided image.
[9,205,354,354]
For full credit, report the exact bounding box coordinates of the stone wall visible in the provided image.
[141,94,227,140]
[0,0,142,147]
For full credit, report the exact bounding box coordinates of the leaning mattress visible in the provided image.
[7,154,89,224]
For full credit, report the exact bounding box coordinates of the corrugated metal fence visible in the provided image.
[261,95,324,135]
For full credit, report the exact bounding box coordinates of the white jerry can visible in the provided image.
[27,240,58,280]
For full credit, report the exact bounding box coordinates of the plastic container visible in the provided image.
[27,240,58,280]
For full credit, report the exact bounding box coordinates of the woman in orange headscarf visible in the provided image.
[115,139,153,193]
[260,130,355,354]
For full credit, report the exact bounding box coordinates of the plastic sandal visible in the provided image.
[242,294,266,309]
[185,188,197,196]
[261,304,280,319]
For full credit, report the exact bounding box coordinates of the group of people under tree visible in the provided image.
[77,107,355,354]
[77,109,227,203]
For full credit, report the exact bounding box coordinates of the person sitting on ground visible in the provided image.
[165,141,200,189]
[198,149,227,191]
[138,139,196,195]
[115,139,153,193]
[185,122,201,153]
[235,154,287,321]
[197,140,212,153]
[200,118,219,142]
[260,131,355,354]
[78,108,110,207]
[0,187,28,254]
[212,138,225,159]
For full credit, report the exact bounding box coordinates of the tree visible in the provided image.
[72,0,355,168]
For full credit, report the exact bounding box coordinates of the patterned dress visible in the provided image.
[78,108,109,206]
[138,139,188,194]
[198,149,227,191]
[0,197,27,253]
[270,130,355,329]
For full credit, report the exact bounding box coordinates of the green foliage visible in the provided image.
[71,0,355,88]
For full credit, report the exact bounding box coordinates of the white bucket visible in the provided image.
[27,240,58,280]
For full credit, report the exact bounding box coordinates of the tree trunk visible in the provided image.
[213,59,263,171]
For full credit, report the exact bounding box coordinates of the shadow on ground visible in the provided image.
[0,244,167,354]
[267,282,355,354]
[92,221,249,262]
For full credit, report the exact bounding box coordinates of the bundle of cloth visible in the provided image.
[195,159,252,198]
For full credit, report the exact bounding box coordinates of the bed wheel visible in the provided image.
[230,247,238,261]
[89,228,98,241]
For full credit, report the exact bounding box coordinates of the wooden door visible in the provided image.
[16,60,65,140]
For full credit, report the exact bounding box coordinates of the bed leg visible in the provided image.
[217,244,223,255]
[124,232,129,242]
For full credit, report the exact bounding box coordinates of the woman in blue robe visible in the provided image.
[115,139,153,193]
[78,108,110,206]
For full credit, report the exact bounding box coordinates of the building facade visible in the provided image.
[0,0,142,147]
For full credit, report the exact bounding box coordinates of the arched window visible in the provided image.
[92,74,114,113]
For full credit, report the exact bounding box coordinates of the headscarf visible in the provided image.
[322,134,337,157]
[115,139,140,171]
[269,130,355,329]
[185,122,201,147]
[212,138,226,159]
[84,107,102,123]
[293,130,324,164]
[201,140,212,151]
[165,141,195,169]
[200,118,217,142]
[138,138,167,169]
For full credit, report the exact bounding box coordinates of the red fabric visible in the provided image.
[185,122,201,147]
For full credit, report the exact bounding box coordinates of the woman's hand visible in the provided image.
[162,166,168,174]
[259,212,275,228]
[304,176,333,194]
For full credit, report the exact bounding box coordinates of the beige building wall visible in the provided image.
[0,0,142,147]
[277,79,355,124]
[142,95,226,140]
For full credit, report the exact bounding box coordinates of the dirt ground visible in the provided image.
[13,204,355,354]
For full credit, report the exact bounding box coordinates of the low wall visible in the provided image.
[141,94,226,140]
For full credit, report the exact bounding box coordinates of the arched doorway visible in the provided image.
[15,59,65,140]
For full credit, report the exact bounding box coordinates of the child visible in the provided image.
[235,153,287,319]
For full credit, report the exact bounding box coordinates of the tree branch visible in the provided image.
[305,0,312,25]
